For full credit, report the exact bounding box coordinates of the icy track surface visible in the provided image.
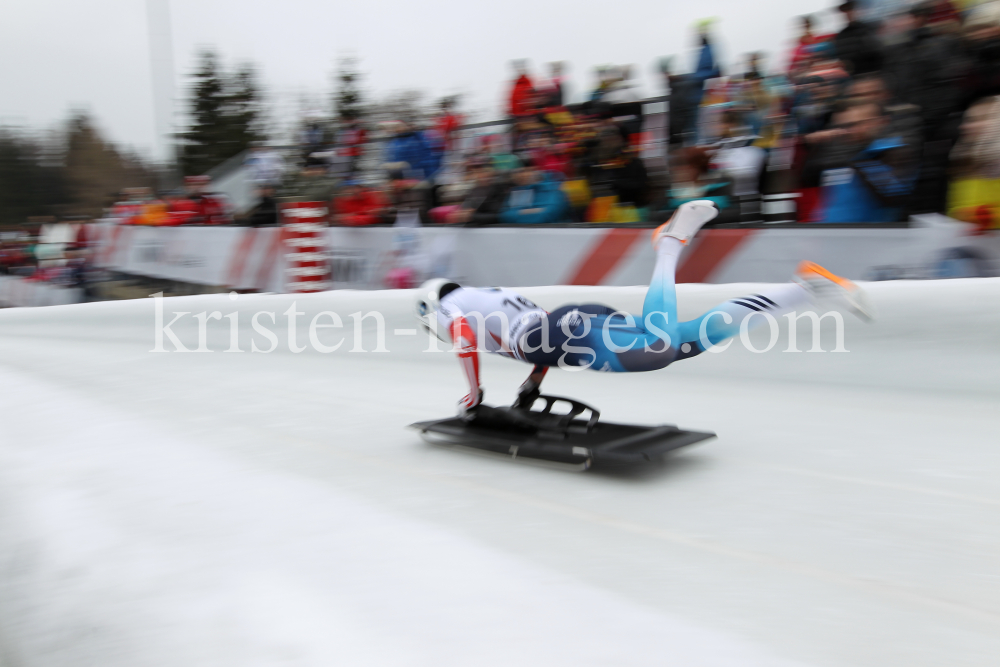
[0,280,998,667]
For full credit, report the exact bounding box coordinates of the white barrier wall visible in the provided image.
[91,222,289,293]
[322,217,1000,288]
[87,217,1000,293]
[0,276,83,308]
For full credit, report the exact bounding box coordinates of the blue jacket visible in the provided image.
[819,137,915,223]
[499,173,569,224]
[690,40,721,116]
[386,131,441,180]
[694,41,720,85]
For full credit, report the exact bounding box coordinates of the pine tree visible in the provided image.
[0,114,156,226]
[180,50,267,176]
[64,114,154,216]
[226,65,267,151]
[0,130,68,227]
[180,51,227,176]
[334,57,363,122]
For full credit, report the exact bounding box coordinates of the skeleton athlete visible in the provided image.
[415,201,873,414]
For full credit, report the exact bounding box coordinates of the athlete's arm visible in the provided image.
[450,316,483,412]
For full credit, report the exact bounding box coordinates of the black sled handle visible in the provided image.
[527,394,601,432]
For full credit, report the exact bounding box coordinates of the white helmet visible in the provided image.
[415,278,461,342]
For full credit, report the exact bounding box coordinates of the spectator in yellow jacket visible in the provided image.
[948,96,1000,230]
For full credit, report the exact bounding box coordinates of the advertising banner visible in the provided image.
[87,217,997,293]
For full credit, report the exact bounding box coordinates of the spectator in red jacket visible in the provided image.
[508,60,535,118]
[332,181,388,226]
[337,114,367,176]
[180,176,233,225]
[530,134,572,177]
[164,190,196,226]
[788,15,821,75]
[434,97,463,153]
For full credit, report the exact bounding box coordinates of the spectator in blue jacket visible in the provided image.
[666,22,723,146]
[818,101,917,223]
[385,121,441,181]
[693,25,721,96]
[499,164,569,224]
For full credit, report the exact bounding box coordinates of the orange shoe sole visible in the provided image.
[796,261,854,290]
[651,217,685,247]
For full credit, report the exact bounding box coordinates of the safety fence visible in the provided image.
[90,214,995,289]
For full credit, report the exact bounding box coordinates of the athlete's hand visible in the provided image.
[513,381,540,410]
[513,365,547,409]
[457,388,484,419]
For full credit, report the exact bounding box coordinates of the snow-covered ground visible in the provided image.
[0,279,998,666]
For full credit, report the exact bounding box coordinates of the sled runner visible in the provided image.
[409,395,715,470]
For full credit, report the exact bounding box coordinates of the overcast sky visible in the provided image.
[1,0,840,160]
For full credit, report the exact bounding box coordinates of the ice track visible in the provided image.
[0,279,998,666]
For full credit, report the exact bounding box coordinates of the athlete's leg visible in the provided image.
[640,235,683,339]
[671,284,811,360]
[523,260,868,371]
[523,202,720,373]
[599,208,718,369]
[671,258,874,361]
[523,286,807,372]
[636,200,720,352]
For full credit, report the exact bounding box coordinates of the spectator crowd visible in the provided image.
[92,0,1000,232]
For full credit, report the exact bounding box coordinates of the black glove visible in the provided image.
[513,378,541,410]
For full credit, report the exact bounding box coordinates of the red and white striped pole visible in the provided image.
[280,201,330,293]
